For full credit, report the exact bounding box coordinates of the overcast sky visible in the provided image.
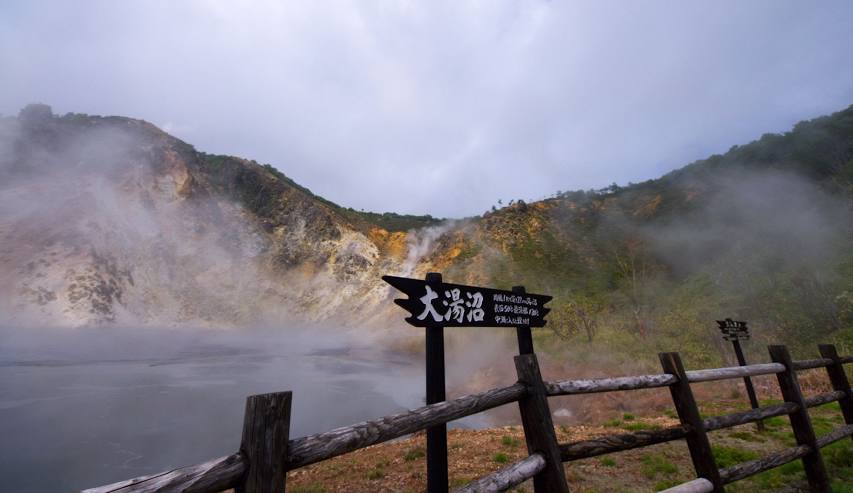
[2,1,853,217]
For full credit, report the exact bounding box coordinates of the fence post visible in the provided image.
[659,352,723,492]
[818,344,853,439]
[237,391,292,493]
[768,345,830,492]
[514,353,570,493]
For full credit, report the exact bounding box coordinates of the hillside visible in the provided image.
[0,104,428,327]
[424,105,853,363]
[1,103,852,363]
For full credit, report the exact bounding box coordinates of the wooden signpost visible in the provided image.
[383,273,552,493]
[717,318,764,431]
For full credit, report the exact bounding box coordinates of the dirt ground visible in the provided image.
[285,373,850,492]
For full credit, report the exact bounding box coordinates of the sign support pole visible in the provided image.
[718,319,764,432]
[731,338,764,431]
[513,285,534,355]
[383,272,552,492]
[424,272,448,493]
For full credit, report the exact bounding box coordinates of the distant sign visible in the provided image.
[383,275,551,328]
[717,318,750,341]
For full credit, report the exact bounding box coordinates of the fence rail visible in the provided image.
[83,344,853,493]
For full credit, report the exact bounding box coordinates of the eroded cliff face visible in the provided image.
[7,103,851,339]
[0,105,426,328]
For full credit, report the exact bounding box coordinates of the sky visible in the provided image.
[2,1,853,218]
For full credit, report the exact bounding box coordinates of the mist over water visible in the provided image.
[0,325,520,493]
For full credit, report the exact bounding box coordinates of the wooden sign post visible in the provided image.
[384,273,551,493]
[423,273,447,493]
[717,318,764,431]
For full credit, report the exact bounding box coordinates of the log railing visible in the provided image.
[82,344,853,493]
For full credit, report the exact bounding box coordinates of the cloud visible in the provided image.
[1,0,852,217]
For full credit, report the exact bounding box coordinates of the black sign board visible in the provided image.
[383,275,552,328]
[717,318,750,341]
[384,272,552,492]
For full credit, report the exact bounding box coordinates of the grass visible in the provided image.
[728,430,765,442]
[403,447,425,461]
[622,413,635,421]
[366,469,384,480]
[493,452,509,464]
[762,416,787,428]
[450,477,472,488]
[655,479,682,490]
[711,444,760,468]
[599,457,617,467]
[640,453,679,479]
[622,421,663,431]
[501,435,521,448]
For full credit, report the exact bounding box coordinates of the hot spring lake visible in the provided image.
[0,327,508,492]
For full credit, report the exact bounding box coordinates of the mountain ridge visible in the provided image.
[2,103,852,362]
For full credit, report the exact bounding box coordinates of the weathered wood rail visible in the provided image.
[82,343,853,493]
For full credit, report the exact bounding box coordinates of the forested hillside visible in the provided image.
[424,105,853,365]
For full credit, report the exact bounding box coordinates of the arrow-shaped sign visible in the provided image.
[383,275,551,328]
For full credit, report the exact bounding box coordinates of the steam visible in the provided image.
[0,323,429,492]
[0,107,290,328]
[400,220,457,276]
[568,164,853,361]
[643,169,852,276]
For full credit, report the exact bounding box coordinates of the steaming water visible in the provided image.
[0,326,491,493]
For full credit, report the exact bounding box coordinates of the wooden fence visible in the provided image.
[82,343,853,493]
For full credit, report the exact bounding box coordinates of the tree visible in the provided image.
[613,237,651,338]
[549,296,603,342]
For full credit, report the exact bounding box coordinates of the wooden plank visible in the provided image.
[804,390,846,408]
[559,426,687,461]
[718,444,811,484]
[768,345,830,492]
[286,383,526,470]
[792,358,833,371]
[545,373,677,396]
[514,354,569,493]
[453,453,546,493]
[840,355,853,365]
[818,344,853,439]
[81,453,246,493]
[237,392,291,493]
[658,478,715,493]
[703,402,798,432]
[815,424,853,448]
[685,363,784,383]
[659,352,723,492]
